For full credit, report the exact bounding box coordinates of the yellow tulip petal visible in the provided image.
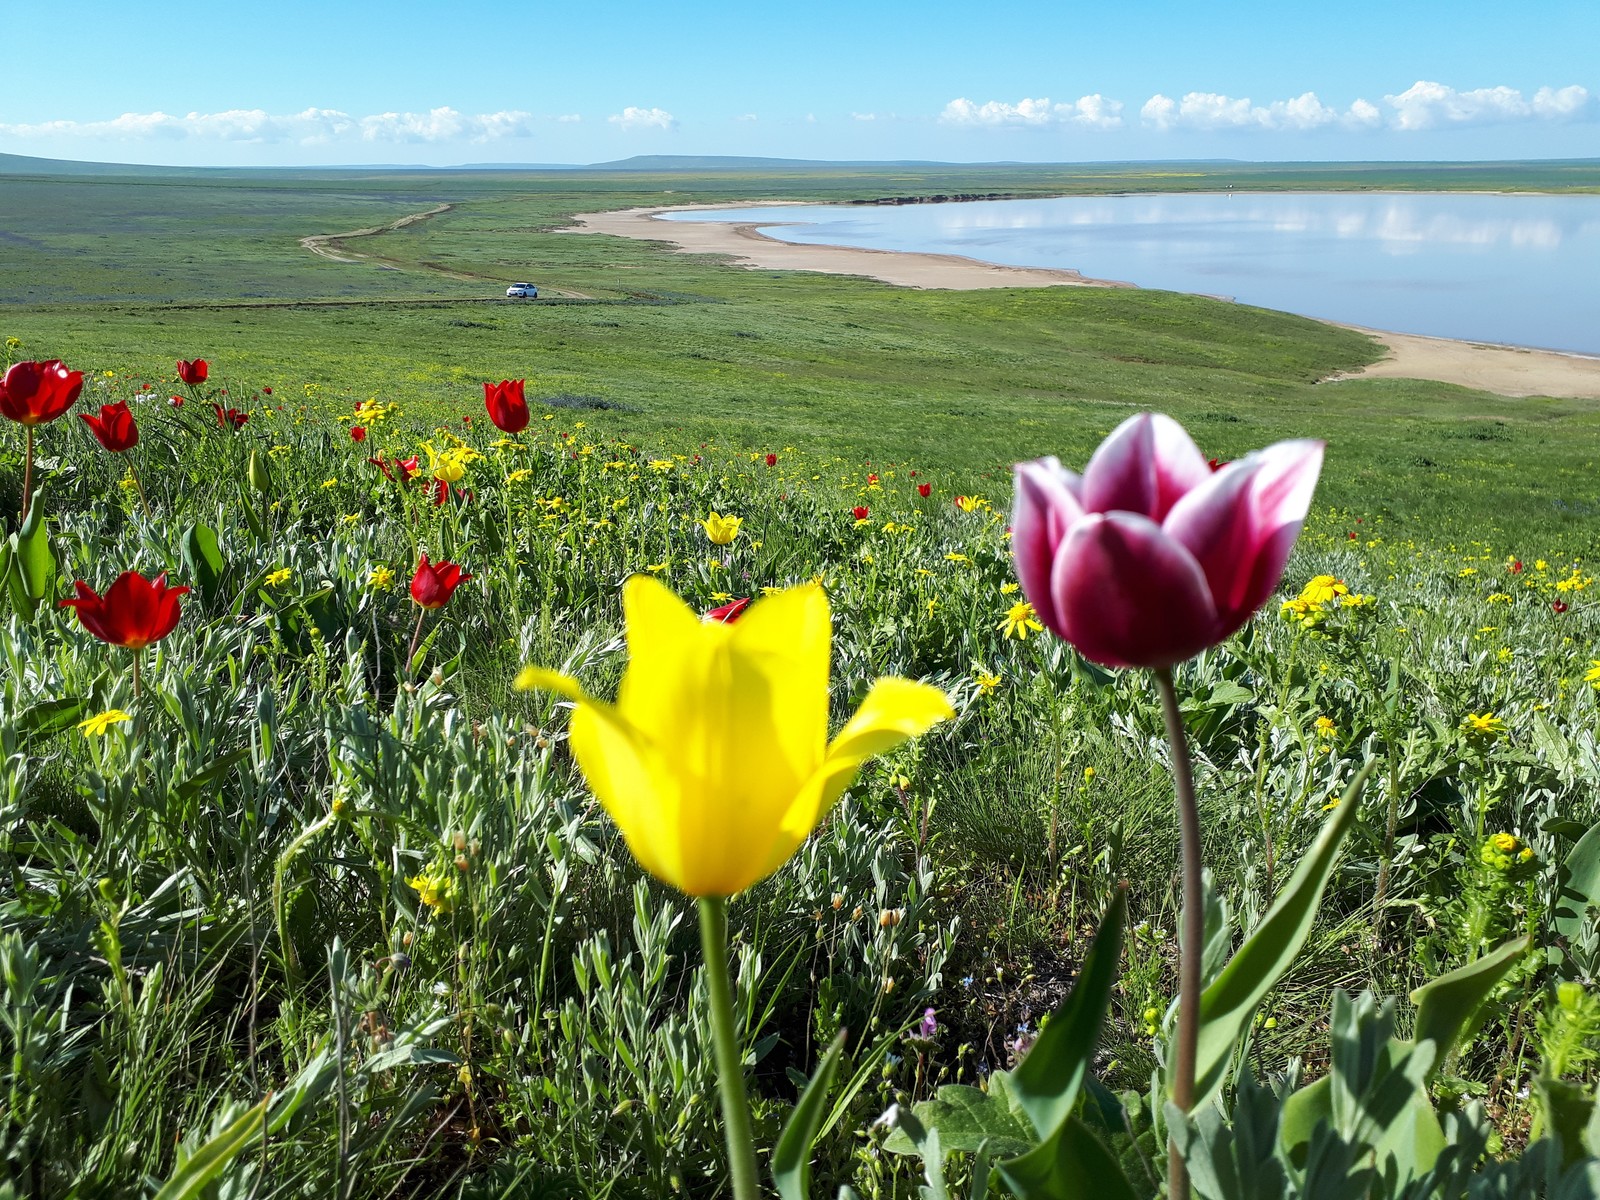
[617,574,712,743]
[826,678,955,764]
[730,583,830,781]
[568,704,686,888]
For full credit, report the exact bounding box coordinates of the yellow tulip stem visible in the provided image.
[1154,665,1200,1200]
[698,895,761,1200]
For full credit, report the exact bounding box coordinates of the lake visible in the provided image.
[661,193,1600,356]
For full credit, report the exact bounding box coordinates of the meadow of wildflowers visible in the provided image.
[4,343,1600,1199]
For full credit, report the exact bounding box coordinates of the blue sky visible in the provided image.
[4,0,1597,166]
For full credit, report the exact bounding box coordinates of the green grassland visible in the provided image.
[6,156,1600,1196]
[3,157,1599,549]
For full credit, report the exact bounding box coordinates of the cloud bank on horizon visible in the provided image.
[0,82,1591,159]
[940,82,1594,133]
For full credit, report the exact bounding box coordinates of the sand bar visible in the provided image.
[564,203,1600,400]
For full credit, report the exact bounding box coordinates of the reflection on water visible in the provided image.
[662,193,1600,354]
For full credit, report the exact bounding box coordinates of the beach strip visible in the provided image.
[563,204,1600,401]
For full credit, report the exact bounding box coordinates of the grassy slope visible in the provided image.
[3,162,1599,547]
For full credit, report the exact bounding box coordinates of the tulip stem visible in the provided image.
[131,651,141,703]
[20,427,33,523]
[406,609,428,677]
[130,462,150,518]
[1154,666,1200,1200]
[698,896,761,1200]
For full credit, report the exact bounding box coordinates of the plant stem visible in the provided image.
[132,651,142,702]
[1154,666,1201,1200]
[130,461,151,517]
[698,895,761,1200]
[20,426,33,523]
[406,608,428,676]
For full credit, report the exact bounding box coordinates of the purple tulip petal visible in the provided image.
[1051,512,1220,668]
[1011,457,1084,636]
[1164,439,1323,623]
[1081,413,1212,522]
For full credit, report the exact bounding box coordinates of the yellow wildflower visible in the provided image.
[369,566,396,590]
[77,709,133,736]
[701,512,742,545]
[265,568,293,587]
[998,600,1043,640]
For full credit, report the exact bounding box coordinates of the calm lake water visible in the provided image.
[662,194,1600,355]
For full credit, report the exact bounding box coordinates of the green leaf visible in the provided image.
[882,1080,1034,1158]
[774,1031,847,1200]
[181,522,227,606]
[152,1096,269,1200]
[1189,764,1371,1108]
[1538,1077,1594,1172]
[995,1115,1137,1200]
[1554,821,1600,949]
[1009,889,1126,1140]
[1409,937,1527,1074]
[175,749,251,803]
[16,697,86,737]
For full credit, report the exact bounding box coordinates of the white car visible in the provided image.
[505,283,538,298]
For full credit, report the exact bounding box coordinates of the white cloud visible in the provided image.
[940,95,1123,130]
[1385,81,1593,130]
[557,113,582,123]
[0,106,533,144]
[735,113,758,122]
[607,106,675,131]
[1140,91,1377,131]
[1140,82,1594,133]
[851,112,878,122]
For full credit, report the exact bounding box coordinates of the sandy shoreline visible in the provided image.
[563,203,1600,400]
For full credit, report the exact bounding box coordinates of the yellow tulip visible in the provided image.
[516,576,953,897]
[701,511,743,546]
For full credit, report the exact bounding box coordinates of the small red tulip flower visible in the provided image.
[703,597,751,624]
[213,403,249,430]
[350,425,367,442]
[169,395,184,408]
[484,378,530,434]
[765,453,778,467]
[1554,600,1570,614]
[852,506,870,521]
[0,359,83,426]
[1510,560,1524,573]
[918,483,932,498]
[867,473,879,485]
[177,358,208,386]
[80,401,139,452]
[262,386,272,395]
[60,570,189,649]
[410,554,472,609]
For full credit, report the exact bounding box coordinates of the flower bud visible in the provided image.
[247,447,272,495]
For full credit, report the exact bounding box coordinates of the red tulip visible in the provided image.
[918,483,932,498]
[169,395,184,408]
[852,506,869,521]
[177,358,208,385]
[765,453,778,467]
[0,359,83,426]
[1554,600,1569,614]
[350,425,367,442]
[1510,560,1524,573]
[1012,412,1323,669]
[410,554,472,609]
[213,404,249,430]
[262,386,272,395]
[80,401,139,452]
[703,597,751,624]
[484,378,530,434]
[60,570,189,649]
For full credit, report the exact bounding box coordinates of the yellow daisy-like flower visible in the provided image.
[1585,660,1600,687]
[998,600,1044,640]
[514,577,952,897]
[999,582,1020,596]
[975,670,1002,695]
[1314,715,1336,738]
[648,459,674,473]
[265,568,293,586]
[701,512,742,545]
[1462,711,1507,738]
[369,565,396,590]
[407,863,460,914]
[1297,575,1350,607]
[321,478,338,490]
[506,468,533,484]
[77,708,133,736]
